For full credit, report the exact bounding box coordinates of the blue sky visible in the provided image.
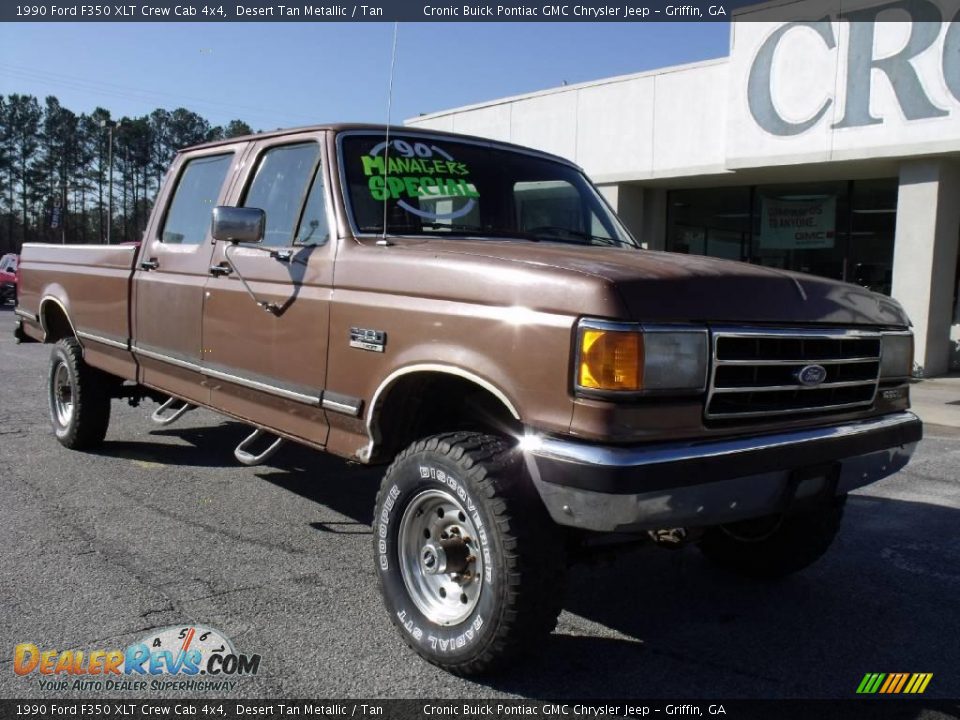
[0,22,729,130]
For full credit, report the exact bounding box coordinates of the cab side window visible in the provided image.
[161,154,233,245]
[243,143,320,247]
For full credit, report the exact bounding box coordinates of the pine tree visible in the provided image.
[6,94,41,247]
[0,94,253,246]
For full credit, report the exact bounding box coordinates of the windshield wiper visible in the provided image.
[359,223,541,241]
[357,222,631,247]
[523,225,628,247]
[420,222,544,240]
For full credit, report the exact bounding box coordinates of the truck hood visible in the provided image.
[427,240,910,327]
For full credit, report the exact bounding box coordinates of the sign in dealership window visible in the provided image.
[759,195,836,250]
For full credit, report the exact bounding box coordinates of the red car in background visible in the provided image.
[0,254,18,305]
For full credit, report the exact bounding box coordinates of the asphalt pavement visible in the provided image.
[1,304,958,701]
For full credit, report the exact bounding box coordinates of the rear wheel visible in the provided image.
[698,497,846,580]
[48,338,111,449]
[374,431,565,675]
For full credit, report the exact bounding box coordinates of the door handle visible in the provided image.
[209,262,232,277]
[140,258,159,271]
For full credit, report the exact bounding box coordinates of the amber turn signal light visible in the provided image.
[578,328,644,391]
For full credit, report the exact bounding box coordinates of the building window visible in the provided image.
[752,180,848,282]
[666,179,897,295]
[848,179,898,296]
[667,186,751,261]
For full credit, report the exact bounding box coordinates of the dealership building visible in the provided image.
[407,1,960,375]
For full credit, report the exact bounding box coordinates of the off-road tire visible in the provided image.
[373,431,565,676]
[48,337,111,449]
[698,497,846,580]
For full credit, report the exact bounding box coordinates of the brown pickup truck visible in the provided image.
[14,124,921,675]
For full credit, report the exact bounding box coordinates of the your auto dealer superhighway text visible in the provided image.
[423,4,726,17]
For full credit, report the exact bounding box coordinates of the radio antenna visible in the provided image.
[381,22,399,240]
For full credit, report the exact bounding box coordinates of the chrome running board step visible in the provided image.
[234,428,284,466]
[150,396,196,426]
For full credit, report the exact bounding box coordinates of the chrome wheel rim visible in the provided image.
[398,488,484,625]
[52,362,74,427]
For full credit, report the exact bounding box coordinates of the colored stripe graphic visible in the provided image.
[887,673,907,694]
[879,674,896,694]
[857,673,932,694]
[892,673,909,694]
[857,673,886,694]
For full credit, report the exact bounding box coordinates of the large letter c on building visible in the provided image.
[748,20,836,136]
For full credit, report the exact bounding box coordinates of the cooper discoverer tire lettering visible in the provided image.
[373,431,564,675]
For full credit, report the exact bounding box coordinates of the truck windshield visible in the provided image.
[340,134,637,248]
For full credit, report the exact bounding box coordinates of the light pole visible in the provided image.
[59,191,66,245]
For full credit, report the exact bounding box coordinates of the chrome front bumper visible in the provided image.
[523,412,922,532]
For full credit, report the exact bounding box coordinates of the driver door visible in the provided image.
[200,131,335,447]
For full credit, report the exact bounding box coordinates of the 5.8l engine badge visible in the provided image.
[350,327,386,352]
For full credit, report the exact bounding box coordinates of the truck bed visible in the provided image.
[16,243,139,380]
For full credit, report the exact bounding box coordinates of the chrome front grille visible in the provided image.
[705,328,882,420]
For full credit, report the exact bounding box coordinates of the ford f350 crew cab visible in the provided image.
[14,125,921,675]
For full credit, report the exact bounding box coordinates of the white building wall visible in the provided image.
[575,76,655,178]
[450,104,508,141]
[892,160,960,376]
[407,59,731,183]
[650,63,729,178]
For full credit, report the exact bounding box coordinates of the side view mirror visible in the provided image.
[211,206,265,244]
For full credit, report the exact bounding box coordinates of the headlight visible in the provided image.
[577,324,642,390]
[576,319,708,395]
[880,332,913,379]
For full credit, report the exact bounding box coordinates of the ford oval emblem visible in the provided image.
[796,364,828,387]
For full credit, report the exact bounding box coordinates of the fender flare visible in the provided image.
[39,293,81,345]
[359,363,521,462]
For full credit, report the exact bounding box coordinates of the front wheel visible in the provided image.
[698,497,846,580]
[48,338,111,449]
[373,432,564,675]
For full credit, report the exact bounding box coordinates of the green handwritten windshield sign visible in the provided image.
[362,139,479,219]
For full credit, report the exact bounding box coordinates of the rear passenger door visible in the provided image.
[133,146,244,405]
[201,131,335,447]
